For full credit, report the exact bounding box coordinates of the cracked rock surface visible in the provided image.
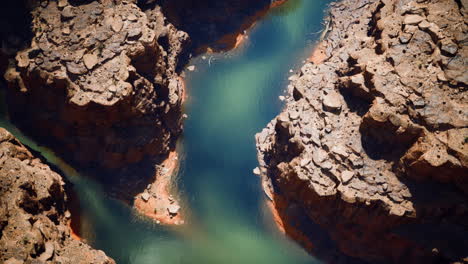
[4,0,188,169]
[256,0,467,263]
[0,127,114,264]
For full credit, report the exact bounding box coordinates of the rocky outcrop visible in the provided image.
[0,0,291,227]
[0,127,114,264]
[1,0,285,228]
[4,0,188,169]
[256,0,467,263]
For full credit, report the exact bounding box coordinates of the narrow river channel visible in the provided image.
[1,0,331,263]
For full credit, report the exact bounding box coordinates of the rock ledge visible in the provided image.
[256,0,467,263]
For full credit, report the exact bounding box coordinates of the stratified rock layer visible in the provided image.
[4,0,188,169]
[257,0,467,263]
[0,127,114,264]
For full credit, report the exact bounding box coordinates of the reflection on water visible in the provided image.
[0,0,331,263]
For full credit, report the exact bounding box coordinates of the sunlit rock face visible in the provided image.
[0,127,115,264]
[0,0,290,230]
[1,0,279,171]
[4,0,188,170]
[256,0,468,263]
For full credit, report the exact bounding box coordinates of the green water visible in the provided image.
[1,1,331,263]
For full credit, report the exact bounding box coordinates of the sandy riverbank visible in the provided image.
[308,42,328,64]
[134,151,185,225]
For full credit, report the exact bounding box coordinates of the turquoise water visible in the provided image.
[1,0,330,263]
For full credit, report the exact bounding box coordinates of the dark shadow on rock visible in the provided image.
[92,154,170,204]
[279,200,371,264]
[68,0,96,6]
[359,117,421,161]
[156,0,274,53]
[391,177,468,263]
[0,0,33,75]
[359,131,411,161]
[338,84,372,117]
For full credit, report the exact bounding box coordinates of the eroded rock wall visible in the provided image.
[0,127,114,264]
[4,0,188,169]
[256,0,467,263]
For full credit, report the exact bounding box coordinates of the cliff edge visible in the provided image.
[4,0,188,170]
[0,127,114,264]
[256,0,467,263]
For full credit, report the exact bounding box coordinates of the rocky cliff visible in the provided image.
[1,0,289,173]
[256,0,467,263]
[0,0,290,226]
[0,127,114,264]
[4,0,188,170]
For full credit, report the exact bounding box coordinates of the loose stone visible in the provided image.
[404,15,424,25]
[340,170,354,184]
[167,204,180,215]
[61,6,75,19]
[141,192,150,202]
[322,91,342,112]
[83,53,98,70]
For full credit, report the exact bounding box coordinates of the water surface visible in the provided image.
[0,1,330,263]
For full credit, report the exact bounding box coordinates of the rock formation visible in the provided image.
[0,127,114,264]
[4,0,188,170]
[256,0,468,263]
[1,0,289,231]
[0,0,291,227]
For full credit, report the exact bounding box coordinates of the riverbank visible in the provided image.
[134,151,185,225]
[67,188,84,241]
[308,42,328,65]
[263,183,315,253]
[132,0,289,226]
[2,0,339,263]
[256,0,468,262]
[259,16,332,260]
[198,0,288,53]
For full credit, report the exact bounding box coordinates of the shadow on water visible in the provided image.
[1,0,332,263]
[270,0,303,16]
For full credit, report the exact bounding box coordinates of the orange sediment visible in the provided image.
[271,0,289,9]
[68,220,82,241]
[308,42,329,64]
[134,151,185,226]
[263,38,332,254]
[265,194,315,253]
[67,186,83,241]
[179,76,188,104]
[132,72,186,226]
[266,197,286,234]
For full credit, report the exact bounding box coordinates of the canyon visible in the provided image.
[0,0,466,263]
[0,0,287,226]
[256,0,467,263]
[0,0,295,262]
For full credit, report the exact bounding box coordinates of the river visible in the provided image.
[0,0,330,263]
